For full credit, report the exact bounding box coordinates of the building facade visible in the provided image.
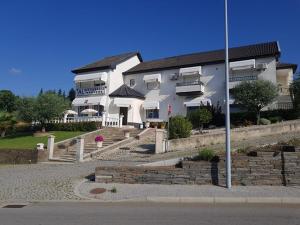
[70,41,297,126]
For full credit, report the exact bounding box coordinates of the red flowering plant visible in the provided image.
[95,135,104,142]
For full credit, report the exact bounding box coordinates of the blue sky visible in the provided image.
[0,0,299,96]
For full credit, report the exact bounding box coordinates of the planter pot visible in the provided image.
[124,131,130,138]
[145,122,150,128]
[96,142,103,148]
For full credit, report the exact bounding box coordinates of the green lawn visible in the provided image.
[0,131,85,150]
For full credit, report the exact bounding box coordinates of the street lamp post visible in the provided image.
[224,0,232,189]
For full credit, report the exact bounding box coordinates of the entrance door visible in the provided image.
[119,107,128,125]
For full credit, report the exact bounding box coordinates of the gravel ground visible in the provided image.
[97,131,300,162]
[78,182,300,201]
[0,160,140,202]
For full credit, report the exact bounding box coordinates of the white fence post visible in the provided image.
[119,115,124,128]
[76,136,84,162]
[47,135,55,160]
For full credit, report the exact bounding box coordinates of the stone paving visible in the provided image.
[0,161,140,202]
[97,131,300,162]
[79,182,300,201]
[0,131,299,202]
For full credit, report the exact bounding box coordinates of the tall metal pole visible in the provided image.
[224,0,232,189]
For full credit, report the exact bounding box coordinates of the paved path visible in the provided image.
[78,182,300,202]
[0,202,299,225]
[0,161,140,202]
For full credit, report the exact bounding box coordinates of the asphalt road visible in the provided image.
[0,202,299,225]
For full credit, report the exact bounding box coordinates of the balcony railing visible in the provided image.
[176,80,204,86]
[229,75,258,82]
[176,81,204,95]
[76,86,106,96]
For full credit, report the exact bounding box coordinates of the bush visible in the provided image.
[198,148,216,161]
[268,116,283,124]
[258,118,271,125]
[187,108,212,129]
[169,115,192,139]
[33,122,100,132]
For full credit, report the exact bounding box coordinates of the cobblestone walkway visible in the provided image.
[0,161,139,202]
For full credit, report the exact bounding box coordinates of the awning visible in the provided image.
[113,98,134,107]
[72,96,107,106]
[143,74,161,83]
[230,59,255,71]
[179,66,201,76]
[143,100,159,110]
[74,72,108,82]
[184,97,211,107]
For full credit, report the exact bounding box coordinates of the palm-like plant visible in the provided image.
[0,111,17,137]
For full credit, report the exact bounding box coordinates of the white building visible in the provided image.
[71,41,297,127]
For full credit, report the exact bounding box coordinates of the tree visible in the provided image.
[290,78,300,114]
[35,92,70,132]
[0,90,17,113]
[39,88,44,96]
[58,89,62,96]
[68,88,76,102]
[231,80,278,124]
[0,112,17,137]
[187,108,212,130]
[17,97,36,122]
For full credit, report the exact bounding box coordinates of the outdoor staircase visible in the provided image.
[51,127,141,162]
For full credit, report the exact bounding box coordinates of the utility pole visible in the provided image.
[224,0,232,189]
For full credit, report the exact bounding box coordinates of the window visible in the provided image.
[147,82,160,90]
[129,79,135,87]
[146,109,159,119]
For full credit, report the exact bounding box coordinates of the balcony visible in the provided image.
[76,86,106,97]
[176,81,204,96]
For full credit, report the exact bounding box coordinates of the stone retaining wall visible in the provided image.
[168,120,300,151]
[0,149,38,164]
[96,148,300,186]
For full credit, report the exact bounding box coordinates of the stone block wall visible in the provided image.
[168,120,300,151]
[0,149,38,164]
[95,148,300,186]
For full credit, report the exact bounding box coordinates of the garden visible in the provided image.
[0,88,95,150]
[168,79,300,140]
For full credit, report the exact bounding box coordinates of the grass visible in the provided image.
[0,131,85,150]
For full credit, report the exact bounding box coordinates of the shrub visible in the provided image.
[169,115,192,139]
[111,186,117,193]
[33,122,100,132]
[258,118,271,125]
[268,116,283,124]
[187,108,212,130]
[198,148,216,161]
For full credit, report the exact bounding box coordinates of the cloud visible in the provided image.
[9,67,22,75]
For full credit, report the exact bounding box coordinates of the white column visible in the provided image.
[155,129,167,154]
[119,115,124,128]
[76,136,84,162]
[102,111,106,128]
[63,114,68,123]
[47,135,55,160]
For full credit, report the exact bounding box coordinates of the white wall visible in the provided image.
[124,56,278,122]
[106,55,141,118]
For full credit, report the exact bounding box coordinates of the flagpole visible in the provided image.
[224,0,232,189]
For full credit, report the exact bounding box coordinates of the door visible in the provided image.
[119,107,128,125]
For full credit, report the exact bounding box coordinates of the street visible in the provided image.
[0,202,299,225]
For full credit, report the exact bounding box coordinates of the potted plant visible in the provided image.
[95,135,104,148]
[160,122,166,129]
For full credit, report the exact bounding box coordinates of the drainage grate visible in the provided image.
[3,204,27,208]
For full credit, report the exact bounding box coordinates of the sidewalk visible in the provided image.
[76,180,300,204]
